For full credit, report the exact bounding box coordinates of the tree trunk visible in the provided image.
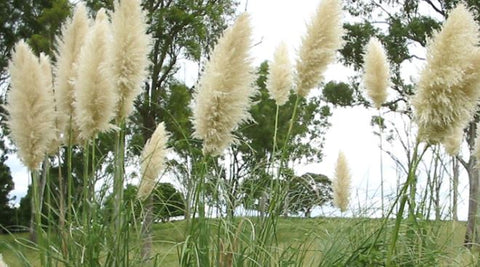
[452,157,459,221]
[305,208,311,218]
[464,166,478,247]
[259,191,267,218]
[141,196,154,261]
[462,121,479,247]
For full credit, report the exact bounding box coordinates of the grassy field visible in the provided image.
[0,217,477,266]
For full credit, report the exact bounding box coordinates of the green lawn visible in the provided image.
[0,217,476,266]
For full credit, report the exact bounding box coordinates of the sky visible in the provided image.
[240,0,469,219]
[6,0,470,220]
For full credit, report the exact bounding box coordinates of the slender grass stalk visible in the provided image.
[44,157,53,267]
[81,140,91,265]
[56,151,68,260]
[89,138,97,265]
[386,141,429,266]
[31,170,45,266]
[113,122,126,264]
[377,113,384,218]
[66,118,74,225]
[279,95,300,173]
[198,158,210,266]
[271,104,280,172]
[182,156,211,266]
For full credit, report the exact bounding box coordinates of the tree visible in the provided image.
[16,186,31,229]
[287,173,333,218]
[210,61,332,217]
[0,155,14,232]
[152,183,185,222]
[103,183,185,223]
[0,0,70,85]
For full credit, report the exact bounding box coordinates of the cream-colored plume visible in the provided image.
[137,123,169,201]
[296,0,343,97]
[363,37,390,109]
[442,127,463,156]
[412,4,480,147]
[267,42,292,106]
[74,9,117,141]
[0,253,7,267]
[111,0,150,121]
[6,41,56,170]
[192,13,255,156]
[40,54,62,154]
[54,3,89,143]
[333,151,351,212]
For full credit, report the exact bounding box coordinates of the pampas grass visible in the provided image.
[74,9,117,141]
[137,122,169,200]
[39,54,62,155]
[333,151,351,212]
[54,3,90,142]
[363,37,390,109]
[267,42,292,106]
[192,13,255,156]
[443,127,463,156]
[295,0,343,97]
[412,4,480,147]
[111,0,150,121]
[6,41,55,170]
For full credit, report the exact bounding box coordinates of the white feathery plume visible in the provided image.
[137,123,169,200]
[54,3,90,143]
[111,0,150,121]
[363,37,390,109]
[39,54,62,154]
[296,0,343,97]
[443,127,463,156]
[192,13,255,156]
[267,42,292,106]
[6,41,56,170]
[74,9,117,141]
[412,4,480,147]
[333,151,351,212]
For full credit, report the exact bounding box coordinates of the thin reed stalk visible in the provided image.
[56,151,68,259]
[377,113,385,217]
[31,170,45,266]
[386,141,430,266]
[113,122,126,264]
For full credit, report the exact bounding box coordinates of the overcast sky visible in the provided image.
[6,0,470,220]
[241,0,469,219]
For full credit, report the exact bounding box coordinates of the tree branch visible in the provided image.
[422,0,445,17]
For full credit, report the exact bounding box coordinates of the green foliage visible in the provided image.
[0,0,68,85]
[405,16,441,46]
[240,62,331,163]
[0,158,14,232]
[153,182,185,222]
[323,81,354,107]
[159,82,195,156]
[15,186,31,228]
[29,0,70,55]
[340,22,378,71]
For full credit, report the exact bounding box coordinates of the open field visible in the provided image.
[1,217,477,266]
